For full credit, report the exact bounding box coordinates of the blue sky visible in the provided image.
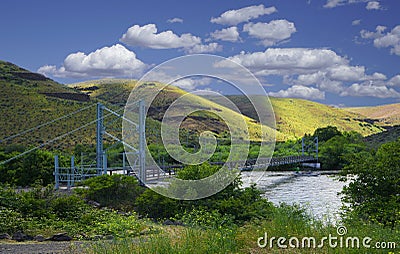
[1,0,400,106]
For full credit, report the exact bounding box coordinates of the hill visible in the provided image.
[344,103,400,127]
[70,80,283,142]
[0,61,97,149]
[71,79,383,140]
[226,95,383,139]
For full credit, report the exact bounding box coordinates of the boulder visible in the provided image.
[12,231,33,242]
[0,233,11,240]
[47,232,72,241]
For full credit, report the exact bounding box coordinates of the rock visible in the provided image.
[47,232,72,241]
[12,231,33,242]
[91,235,103,241]
[163,219,184,226]
[0,233,11,240]
[34,235,45,242]
[87,200,101,207]
[163,219,175,225]
[104,235,114,240]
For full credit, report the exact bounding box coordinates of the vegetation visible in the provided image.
[341,139,400,228]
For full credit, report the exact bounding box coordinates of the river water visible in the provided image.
[241,171,347,223]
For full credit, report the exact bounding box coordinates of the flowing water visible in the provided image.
[241,171,347,223]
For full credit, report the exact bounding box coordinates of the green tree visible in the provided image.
[319,132,365,169]
[341,139,400,228]
[313,126,342,142]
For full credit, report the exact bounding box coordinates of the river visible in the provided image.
[241,171,347,223]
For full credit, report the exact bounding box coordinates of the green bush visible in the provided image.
[76,174,144,211]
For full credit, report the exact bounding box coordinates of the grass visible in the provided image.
[86,204,400,254]
[345,103,400,126]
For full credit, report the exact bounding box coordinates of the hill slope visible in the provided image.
[71,79,383,140]
[345,103,400,127]
[0,61,97,149]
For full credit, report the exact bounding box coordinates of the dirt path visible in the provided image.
[0,241,90,254]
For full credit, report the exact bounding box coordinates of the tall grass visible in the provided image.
[87,204,399,253]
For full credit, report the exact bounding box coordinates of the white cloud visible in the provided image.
[361,25,400,56]
[352,19,361,26]
[186,43,222,53]
[388,75,400,87]
[340,82,400,98]
[218,47,398,99]
[323,0,367,8]
[366,1,382,10]
[210,27,240,42]
[221,48,347,76]
[38,44,147,78]
[120,24,201,49]
[172,77,213,91]
[167,17,183,23]
[269,85,325,100]
[243,20,296,46]
[210,4,277,25]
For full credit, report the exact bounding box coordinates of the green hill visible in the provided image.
[0,61,97,149]
[0,60,387,151]
[226,95,383,139]
[71,79,384,141]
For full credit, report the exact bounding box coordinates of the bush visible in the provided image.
[76,174,144,211]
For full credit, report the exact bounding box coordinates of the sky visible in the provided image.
[1,0,400,107]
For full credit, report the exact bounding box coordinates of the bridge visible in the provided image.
[0,101,319,189]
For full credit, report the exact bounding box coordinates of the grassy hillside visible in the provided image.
[345,103,400,127]
[71,79,384,141]
[70,80,283,142]
[0,61,97,149]
[227,95,383,139]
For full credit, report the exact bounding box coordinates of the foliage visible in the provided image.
[0,184,146,238]
[76,174,144,211]
[312,125,342,142]
[0,147,58,186]
[319,131,366,169]
[135,163,275,225]
[341,139,400,228]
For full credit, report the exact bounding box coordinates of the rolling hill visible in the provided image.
[71,79,384,140]
[344,103,400,127]
[0,61,98,149]
[0,60,390,151]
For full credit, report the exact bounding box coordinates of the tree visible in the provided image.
[341,139,400,228]
[312,126,342,143]
[319,132,365,169]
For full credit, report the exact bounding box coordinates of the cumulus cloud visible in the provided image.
[38,44,147,78]
[388,75,400,86]
[340,82,400,98]
[120,24,200,49]
[120,23,221,53]
[220,48,347,76]
[210,27,240,42]
[243,20,296,46]
[323,0,368,8]
[269,85,325,100]
[210,4,277,25]
[217,47,400,99]
[186,43,222,53]
[366,1,382,10]
[361,25,400,56]
[167,17,183,23]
